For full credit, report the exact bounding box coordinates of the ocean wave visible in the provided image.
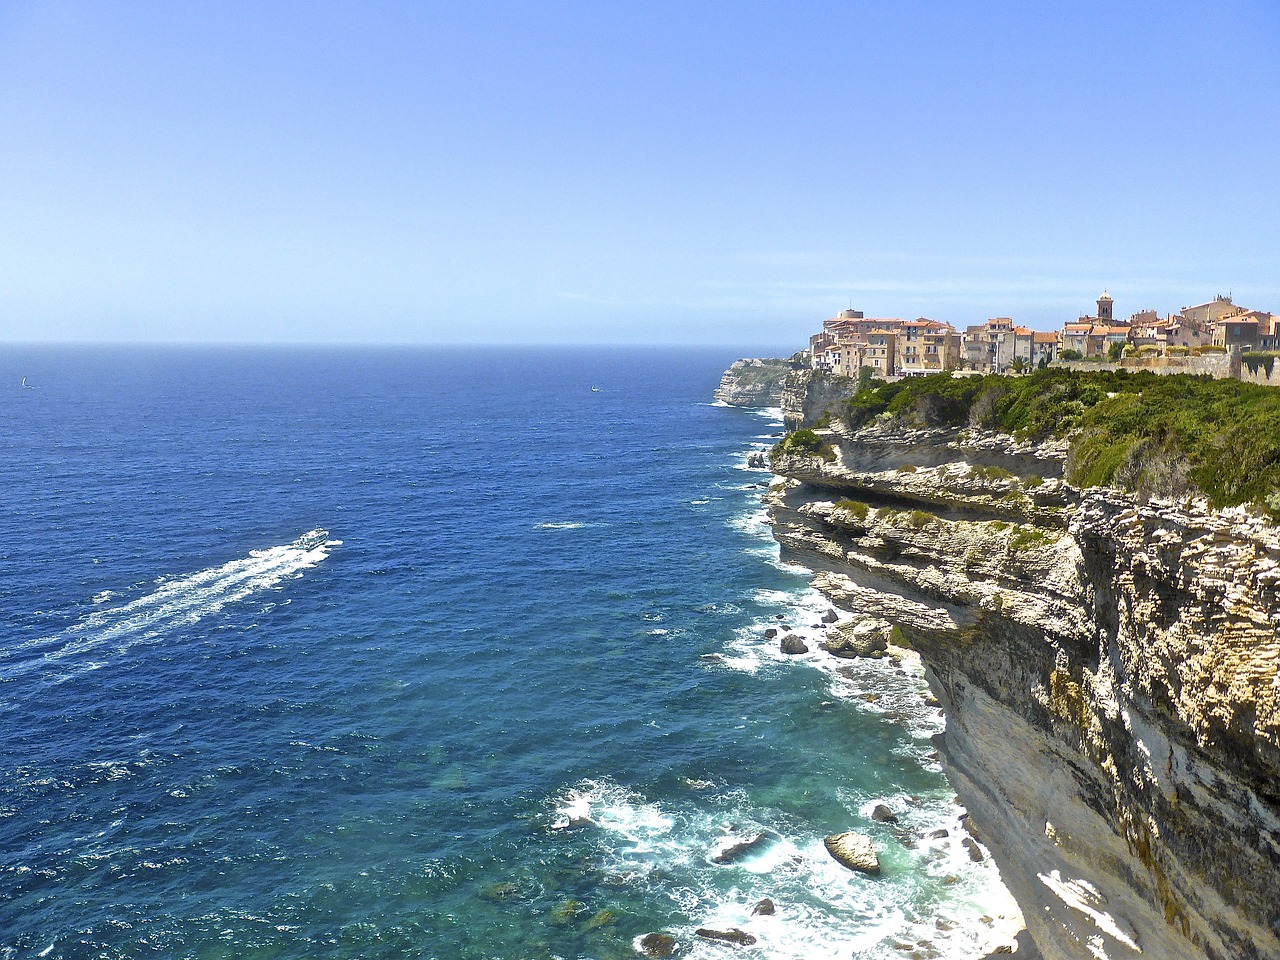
[533,521,590,530]
[550,776,1019,960]
[727,507,775,541]
[1,530,338,683]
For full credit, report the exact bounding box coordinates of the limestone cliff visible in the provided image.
[713,358,798,407]
[766,400,1280,959]
[779,368,857,430]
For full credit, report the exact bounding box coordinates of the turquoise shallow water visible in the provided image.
[0,346,1011,960]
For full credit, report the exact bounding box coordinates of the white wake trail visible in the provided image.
[2,530,338,682]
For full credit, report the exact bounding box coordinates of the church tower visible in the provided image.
[1097,291,1113,322]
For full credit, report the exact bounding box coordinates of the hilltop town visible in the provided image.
[808,292,1280,379]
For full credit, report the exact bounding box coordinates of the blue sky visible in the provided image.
[1,1,1277,346]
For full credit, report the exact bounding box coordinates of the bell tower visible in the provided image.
[1097,291,1113,322]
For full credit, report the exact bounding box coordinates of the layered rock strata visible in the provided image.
[714,358,797,406]
[767,416,1280,960]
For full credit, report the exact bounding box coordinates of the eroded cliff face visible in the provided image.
[779,369,856,430]
[713,358,797,407]
[767,418,1280,960]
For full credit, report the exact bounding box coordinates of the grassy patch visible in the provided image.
[827,369,1280,513]
[970,464,1014,482]
[1009,525,1051,551]
[834,499,870,521]
[907,509,935,528]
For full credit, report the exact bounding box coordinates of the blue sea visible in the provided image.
[0,347,1014,960]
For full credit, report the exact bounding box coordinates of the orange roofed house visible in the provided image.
[895,319,961,376]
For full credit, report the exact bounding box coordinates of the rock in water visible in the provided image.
[696,928,757,946]
[763,627,778,639]
[822,609,839,623]
[638,933,677,958]
[824,831,881,875]
[779,634,809,655]
[752,897,776,916]
[711,832,770,864]
[871,803,899,823]
[962,837,985,862]
[821,620,890,658]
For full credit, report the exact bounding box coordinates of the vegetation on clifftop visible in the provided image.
[772,427,836,463]
[834,369,1280,513]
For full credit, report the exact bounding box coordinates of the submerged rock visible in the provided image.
[763,627,778,639]
[551,899,581,926]
[638,932,677,958]
[751,897,776,916]
[824,831,881,875]
[584,909,617,930]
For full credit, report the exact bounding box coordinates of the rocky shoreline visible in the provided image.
[757,369,1280,960]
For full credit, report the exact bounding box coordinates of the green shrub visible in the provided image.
[896,463,919,473]
[834,499,870,521]
[1009,525,1051,551]
[1023,473,1045,488]
[907,509,935,528]
[773,428,836,462]
[818,368,1280,513]
[971,464,1014,482]
[1060,349,1084,361]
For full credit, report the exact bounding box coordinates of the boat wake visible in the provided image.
[1,530,338,683]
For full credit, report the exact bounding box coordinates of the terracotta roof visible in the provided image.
[1033,331,1058,343]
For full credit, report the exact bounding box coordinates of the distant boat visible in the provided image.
[20,377,33,390]
[591,385,600,392]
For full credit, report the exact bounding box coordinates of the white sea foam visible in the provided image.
[533,521,588,530]
[727,507,775,541]
[553,777,1020,960]
[2,530,337,682]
